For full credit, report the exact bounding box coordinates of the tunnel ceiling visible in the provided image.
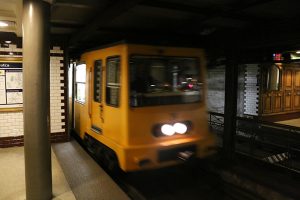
[50,0,300,55]
[1,0,300,56]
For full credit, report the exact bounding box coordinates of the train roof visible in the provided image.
[80,40,204,55]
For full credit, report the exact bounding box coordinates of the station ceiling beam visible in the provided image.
[51,21,83,29]
[141,0,276,24]
[53,0,101,9]
[69,0,143,47]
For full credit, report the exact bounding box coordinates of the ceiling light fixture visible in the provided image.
[296,50,300,54]
[5,41,11,44]
[0,21,8,27]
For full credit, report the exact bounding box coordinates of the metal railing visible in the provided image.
[208,111,300,173]
[208,111,224,133]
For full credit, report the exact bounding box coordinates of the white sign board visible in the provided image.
[0,62,23,108]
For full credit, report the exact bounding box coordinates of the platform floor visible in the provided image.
[0,139,129,200]
[52,140,129,200]
[276,118,300,127]
[0,147,75,200]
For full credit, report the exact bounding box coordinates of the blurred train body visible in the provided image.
[73,43,216,172]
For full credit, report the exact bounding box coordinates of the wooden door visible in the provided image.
[284,68,293,111]
[294,69,300,110]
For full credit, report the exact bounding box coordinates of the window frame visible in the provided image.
[75,63,86,104]
[105,56,121,107]
[128,54,203,107]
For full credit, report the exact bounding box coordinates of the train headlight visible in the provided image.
[173,123,187,134]
[161,124,175,136]
[153,121,192,137]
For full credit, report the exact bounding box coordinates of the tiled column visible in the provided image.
[244,64,259,116]
[23,0,52,199]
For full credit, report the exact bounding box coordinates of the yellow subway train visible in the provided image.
[73,43,216,172]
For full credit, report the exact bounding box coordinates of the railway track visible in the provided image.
[208,112,300,172]
[75,131,271,200]
[115,161,264,200]
[86,145,262,200]
[68,133,297,199]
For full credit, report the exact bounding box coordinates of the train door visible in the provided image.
[91,60,104,134]
[73,62,87,137]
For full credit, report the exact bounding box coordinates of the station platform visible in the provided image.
[1,137,299,200]
[0,139,129,200]
[0,146,75,200]
[276,118,300,128]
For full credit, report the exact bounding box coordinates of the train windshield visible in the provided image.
[130,56,203,107]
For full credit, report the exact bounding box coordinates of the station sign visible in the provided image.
[0,63,22,69]
[0,62,23,107]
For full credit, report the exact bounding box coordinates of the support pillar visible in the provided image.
[223,52,238,160]
[23,0,52,199]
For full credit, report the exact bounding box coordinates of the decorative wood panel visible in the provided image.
[285,69,293,89]
[294,94,300,110]
[273,92,283,113]
[261,65,300,115]
[284,91,292,111]
[262,94,272,114]
[284,68,294,112]
[295,70,300,88]
[294,70,300,110]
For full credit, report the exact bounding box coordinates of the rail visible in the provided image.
[207,111,300,173]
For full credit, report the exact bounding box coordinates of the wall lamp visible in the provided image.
[0,21,8,27]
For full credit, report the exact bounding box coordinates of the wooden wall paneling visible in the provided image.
[260,64,300,116]
[284,68,293,111]
[294,69,300,110]
[273,91,283,113]
[284,92,292,111]
[262,93,272,114]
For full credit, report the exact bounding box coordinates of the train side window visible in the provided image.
[75,63,86,103]
[94,60,102,102]
[106,57,120,107]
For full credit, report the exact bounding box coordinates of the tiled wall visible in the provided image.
[50,47,66,134]
[0,43,68,147]
[0,112,23,137]
[243,64,259,116]
[207,65,225,113]
[207,64,257,116]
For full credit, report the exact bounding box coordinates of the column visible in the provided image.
[223,52,238,160]
[23,0,52,199]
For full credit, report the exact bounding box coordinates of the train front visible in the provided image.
[124,51,216,171]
